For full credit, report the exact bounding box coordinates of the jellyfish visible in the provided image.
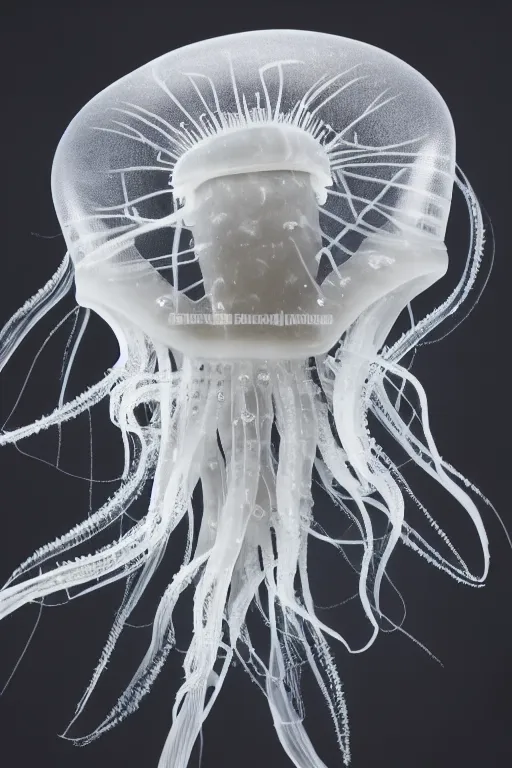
[0,29,492,768]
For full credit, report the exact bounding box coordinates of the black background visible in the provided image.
[1,2,510,768]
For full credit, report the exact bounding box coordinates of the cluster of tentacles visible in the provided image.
[0,168,494,768]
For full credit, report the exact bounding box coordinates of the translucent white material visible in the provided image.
[0,30,492,768]
[51,29,454,359]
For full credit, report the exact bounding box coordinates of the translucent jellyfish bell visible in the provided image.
[52,29,452,359]
[0,30,491,768]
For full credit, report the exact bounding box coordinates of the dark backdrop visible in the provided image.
[1,3,510,768]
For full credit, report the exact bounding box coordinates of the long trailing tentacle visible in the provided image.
[385,165,488,360]
[0,254,73,375]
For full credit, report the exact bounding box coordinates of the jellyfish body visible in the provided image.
[0,30,490,768]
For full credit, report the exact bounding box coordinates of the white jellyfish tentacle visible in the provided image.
[0,366,124,447]
[385,166,486,359]
[2,306,79,433]
[371,357,490,580]
[2,445,147,588]
[0,253,73,374]
[156,364,261,768]
[265,591,330,768]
